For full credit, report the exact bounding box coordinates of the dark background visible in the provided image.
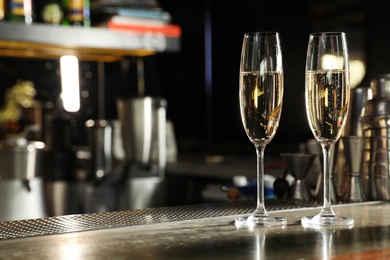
[0,0,388,159]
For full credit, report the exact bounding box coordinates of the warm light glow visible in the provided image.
[254,87,259,108]
[350,59,366,88]
[325,87,328,107]
[321,54,343,70]
[321,54,366,88]
[24,0,33,24]
[60,239,83,259]
[60,55,80,112]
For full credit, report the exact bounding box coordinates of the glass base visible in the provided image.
[235,215,287,227]
[301,214,354,228]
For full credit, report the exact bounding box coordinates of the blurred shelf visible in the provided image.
[0,23,181,62]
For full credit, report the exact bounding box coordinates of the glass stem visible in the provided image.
[254,144,268,217]
[320,143,336,217]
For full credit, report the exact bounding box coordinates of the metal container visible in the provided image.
[0,139,45,180]
[280,153,316,201]
[0,177,47,221]
[361,74,390,200]
[86,119,114,179]
[344,86,373,137]
[335,86,372,198]
[0,139,47,221]
[341,136,367,203]
[116,96,167,210]
[116,96,167,168]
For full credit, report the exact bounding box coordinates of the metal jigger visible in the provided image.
[280,153,316,201]
[341,136,367,202]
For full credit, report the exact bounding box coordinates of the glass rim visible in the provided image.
[244,31,279,36]
[310,32,345,37]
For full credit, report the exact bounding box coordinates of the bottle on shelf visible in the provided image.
[61,0,90,27]
[0,0,7,21]
[9,0,34,24]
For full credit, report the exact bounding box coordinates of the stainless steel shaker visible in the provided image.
[85,118,127,179]
[361,74,390,200]
[335,86,372,199]
[116,96,167,172]
[116,96,168,210]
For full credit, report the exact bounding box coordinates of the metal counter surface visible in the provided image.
[0,201,390,259]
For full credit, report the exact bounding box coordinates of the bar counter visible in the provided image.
[0,200,390,259]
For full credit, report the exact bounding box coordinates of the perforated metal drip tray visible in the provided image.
[0,199,321,240]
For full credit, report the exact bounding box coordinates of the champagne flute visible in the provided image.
[301,32,354,228]
[235,32,286,227]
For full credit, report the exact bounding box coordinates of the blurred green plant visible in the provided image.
[0,80,36,123]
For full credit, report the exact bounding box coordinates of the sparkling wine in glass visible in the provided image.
[235,32,286,227]
[301,32,354,228]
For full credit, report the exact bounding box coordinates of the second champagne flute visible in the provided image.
[301,32,354,228]
[235,32,286,227]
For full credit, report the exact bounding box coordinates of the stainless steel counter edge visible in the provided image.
[1,201,390,259]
